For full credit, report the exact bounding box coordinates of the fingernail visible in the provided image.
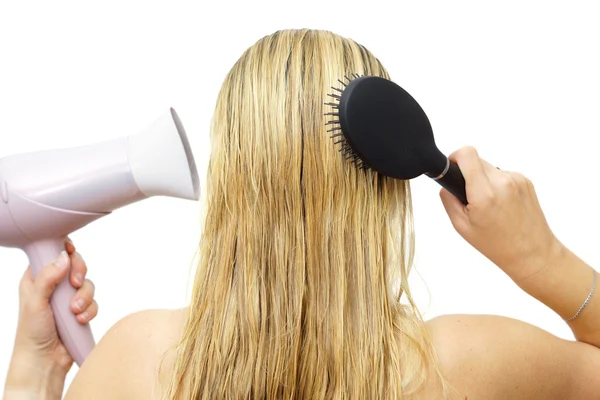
[74,273,83,286]
[74,298,85,312]
[79,311,89,322]
[55,251,69,270]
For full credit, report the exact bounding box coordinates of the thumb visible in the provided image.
[440,188,468,234]
[33,251,71,302]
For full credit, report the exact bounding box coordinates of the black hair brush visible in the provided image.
[325,74,468,205]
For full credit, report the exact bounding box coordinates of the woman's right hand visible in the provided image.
[439,146,564,285]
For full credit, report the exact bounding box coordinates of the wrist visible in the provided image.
[4,350,65,400]
[509,237,566,288]
[513,240,599,326]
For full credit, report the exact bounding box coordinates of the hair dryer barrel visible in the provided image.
[0,108,200,214]
[0,108,200,366]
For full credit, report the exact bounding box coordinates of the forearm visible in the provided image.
[3,351,65,400]
[516,240,600,347]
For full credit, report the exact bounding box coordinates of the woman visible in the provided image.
[5,29,600,399]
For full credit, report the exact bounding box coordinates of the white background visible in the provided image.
[1,0,599,394]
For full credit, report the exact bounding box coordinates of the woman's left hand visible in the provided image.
[5,237,98,396]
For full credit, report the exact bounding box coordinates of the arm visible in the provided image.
[441,146,600,347]
[517,244,600,346]
[435,147,600,398]
[4,352,66,400]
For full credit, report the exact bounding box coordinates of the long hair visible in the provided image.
[162,29,451,399]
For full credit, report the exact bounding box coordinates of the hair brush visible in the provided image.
[325,74,468,205]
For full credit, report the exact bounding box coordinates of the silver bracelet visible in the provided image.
[565,269,597,322]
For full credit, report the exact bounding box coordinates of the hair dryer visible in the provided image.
[0,108,200,366]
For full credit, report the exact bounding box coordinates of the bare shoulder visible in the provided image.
[65,308,187,400]
[64,310,600,399]
[425,314,600,400]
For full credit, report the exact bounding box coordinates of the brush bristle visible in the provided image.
[324,73,371,172]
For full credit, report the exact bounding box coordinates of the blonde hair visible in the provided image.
[163,29,452,399]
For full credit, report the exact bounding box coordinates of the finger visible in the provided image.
[76,300,98,324]
[33,251,71,301]
[69,252,87,288]
[18,267,35,297]
[448,146,490,190]
[71,279,95,314]
[64,237,76,255]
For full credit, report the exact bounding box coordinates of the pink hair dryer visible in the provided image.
[0,108,199,366]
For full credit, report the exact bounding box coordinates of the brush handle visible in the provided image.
[431,161,468,205]
[24,238,95,366]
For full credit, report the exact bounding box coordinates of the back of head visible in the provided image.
[164,29,446,399]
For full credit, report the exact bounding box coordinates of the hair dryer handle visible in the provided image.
[435,160,468,205]
[25,239,95,366]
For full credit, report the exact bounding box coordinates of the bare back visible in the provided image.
[64,309,600,399]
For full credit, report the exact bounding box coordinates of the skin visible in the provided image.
[7,147,600,399]
[3,238,99,400]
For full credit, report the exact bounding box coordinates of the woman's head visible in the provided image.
[164,29,448,399]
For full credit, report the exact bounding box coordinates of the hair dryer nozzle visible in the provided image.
[0,108,200,366]
[127,108,200,201]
